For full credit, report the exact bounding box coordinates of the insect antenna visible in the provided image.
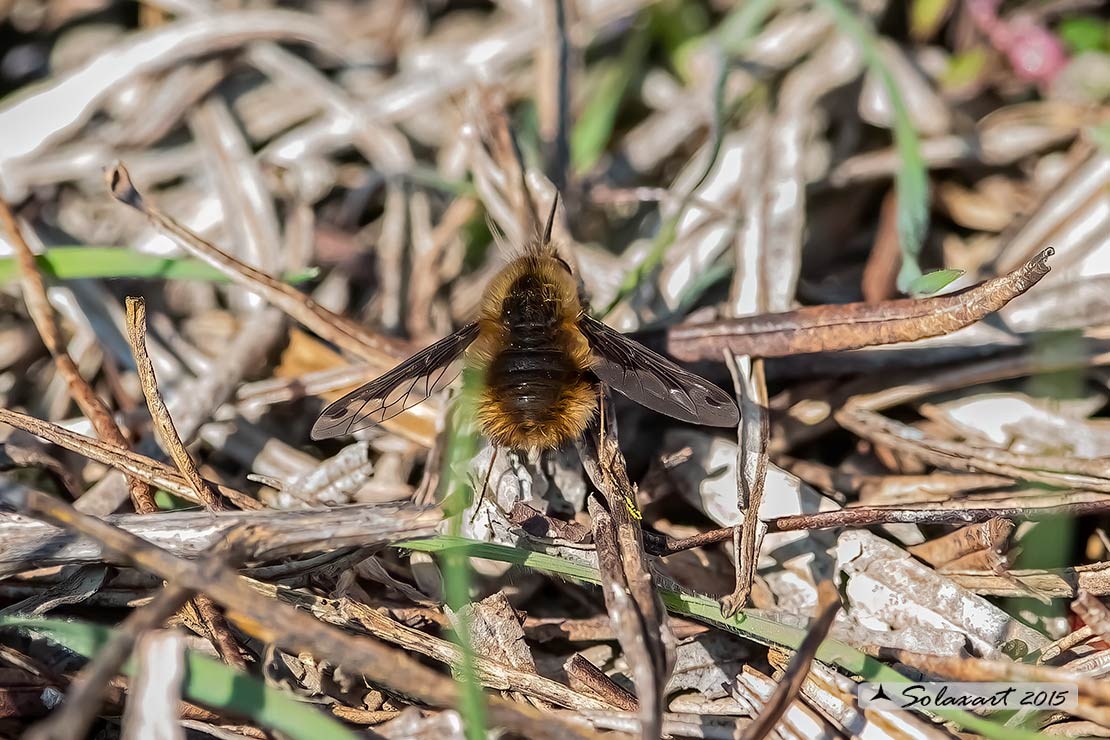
[542,191,559,245]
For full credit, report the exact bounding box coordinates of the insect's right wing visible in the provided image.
[310,322,479,440]
[581,315,740,427]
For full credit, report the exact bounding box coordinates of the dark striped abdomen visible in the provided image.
[474,266,598,449]
[487,341,583,423]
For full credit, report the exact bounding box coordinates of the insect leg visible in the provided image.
[469,446,499,524]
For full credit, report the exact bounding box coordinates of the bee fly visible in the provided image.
[311,197,740,448]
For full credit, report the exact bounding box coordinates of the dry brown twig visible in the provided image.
[0,442,83,500]
[105,164,402,362]
[0,407,260,511]
[578,399,673,740]
[0,198,157,514]
[565,654,639,712]
[0,487,605,740]
[104,162,439,447]
[125,297,225,513]
[908,518,1015,569]
[645,499,1110,558]
[22,528,263,740]
[722,354,769,616]
[738,581,841,740]
[586,497,667,740]
[330,598,614,711]
[666,247,1054,361]
[123,294,247,671]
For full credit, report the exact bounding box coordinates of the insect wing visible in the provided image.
[310,322,479,440]
[581,315,739,427]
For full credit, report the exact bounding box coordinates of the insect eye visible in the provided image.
[554,256,573,274]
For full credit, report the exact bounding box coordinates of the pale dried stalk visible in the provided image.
[121,631,186,740]
[0,496,442,570]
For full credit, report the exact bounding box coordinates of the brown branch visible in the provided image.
[579,398,673,740]
[104,163,439,447]
[586,497,666,740]
[666,247,1054,361]
[739,581,841,740]
[125,297,225,512]
[645,499,1110,558]
[907,519,1015,568]
[191,597,246,671]
[0,407,261,511]
[0,198,157,515]
[0,442,82,500]
[335,599,613,711]
[722,354,768,616]
[0,487,601,740]
[565,654,639,712]
[105,163,405,364]
[125,296,246,669]
[23,531,261,740]
[767,500,1110,531]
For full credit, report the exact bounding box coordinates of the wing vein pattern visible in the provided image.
[310,322,480,440]
[581,315,739,427]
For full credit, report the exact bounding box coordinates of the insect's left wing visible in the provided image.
[310,322,480,440]
[581,315,739,427]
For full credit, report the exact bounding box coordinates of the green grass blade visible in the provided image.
[601,52,729,317]
[907,268,963,296]
[1091,122,1110,153]
[403,166,476,196]
[0,616,357,740]
[814,0,930,292]
[571,22,652,175]
[674,0,773,82]
[603,0,774,317]
[715,0,777,56]
[650,0,710,65]
[438,372,487,740]
[397,536,1045,740]
[0,247,318,284]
